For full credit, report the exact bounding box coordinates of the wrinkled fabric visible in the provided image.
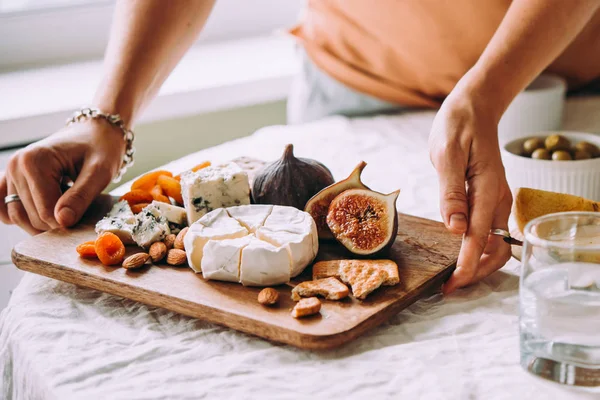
[2,107,599,400]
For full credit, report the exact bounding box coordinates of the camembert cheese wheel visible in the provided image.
[184,205,319,286]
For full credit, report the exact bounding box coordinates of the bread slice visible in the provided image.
[313,259,399,286]
[339,263,387,300]
[514,188,599,233]
[291,277,349,301]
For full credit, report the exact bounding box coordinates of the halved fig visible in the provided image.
[326,188,400,255]
[305,161,369,239]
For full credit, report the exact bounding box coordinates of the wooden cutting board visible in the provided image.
[12,196,461,350]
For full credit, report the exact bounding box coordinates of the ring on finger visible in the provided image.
[489,228,523,246]
[4,194,21,205]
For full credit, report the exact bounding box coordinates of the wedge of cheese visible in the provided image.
[184,208,249,273]
[95,200,136,244]
[180,162,251,225]
[185,205,319,286]
[240,236,291,286]
[202,236,252,282]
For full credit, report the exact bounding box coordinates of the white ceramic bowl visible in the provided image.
[498,74,566,144]
[501,131,600,201]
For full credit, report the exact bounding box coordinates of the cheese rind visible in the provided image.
[185,205,318,285]
[240,236,291,286]
[184,208,249,273]
[256,227,315,278]
[201,236,252,282]
[181,162,251,224]
[226,204,272,233]
[95,200,136,244]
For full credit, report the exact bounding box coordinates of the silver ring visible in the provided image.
[4,194,21,205]
[490,228,510,238]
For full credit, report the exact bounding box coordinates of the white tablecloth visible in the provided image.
[2,101,600,400]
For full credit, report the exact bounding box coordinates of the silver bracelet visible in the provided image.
[66,107,135,183]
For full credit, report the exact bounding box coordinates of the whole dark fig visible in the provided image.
[252,144,334,210]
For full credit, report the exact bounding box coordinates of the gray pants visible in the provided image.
[286,49,403,124]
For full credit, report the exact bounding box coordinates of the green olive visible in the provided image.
[574,141,600,158]
[574,150,592,160]
[531,148,551,160]
[552,150,572,161]
[522,138,545,156]
[545,134,571,152]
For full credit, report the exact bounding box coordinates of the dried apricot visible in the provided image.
[131,202,150,214]
[157,175,183,205]
[131,170,173,192]
[191,161,211,172]
[95,232,126,266]
[119,189,153,207]
[150,185,171,204]
[76,241,97,258]
[173,161,211,181]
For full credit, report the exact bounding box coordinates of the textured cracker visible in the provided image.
[291,277,349,301]
[339,263,386,300]
[313,259,399,286]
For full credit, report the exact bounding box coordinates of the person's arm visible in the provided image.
[429,0,600,294]
[0,0,215,234]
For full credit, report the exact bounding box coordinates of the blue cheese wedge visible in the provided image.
[201,236,252,282]
[147,201,187,226]
[184,208,249,273]
[185,205,318,286]
[132,205,171,248]
[239,236,291,286]
[95,200,136,244]
[180,162,251,224]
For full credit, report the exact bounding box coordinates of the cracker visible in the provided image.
[291,297,321,318]
[339,263,387,300]
[291,277,349,301]
[313,259,399,286]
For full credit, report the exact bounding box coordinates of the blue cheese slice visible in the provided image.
[184,208,249,273]
[147,201,187,226]
[201,236,252,282]
[180,162,251,224]
[95,200,136,244]
[239,236,291,286]
[132,205,170,248]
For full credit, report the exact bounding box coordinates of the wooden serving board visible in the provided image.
[12,196,461,350]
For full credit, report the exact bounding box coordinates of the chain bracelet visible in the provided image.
[66,107,135,183]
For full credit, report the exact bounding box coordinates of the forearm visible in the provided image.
[458,0,600,122]
[93,0,216,126]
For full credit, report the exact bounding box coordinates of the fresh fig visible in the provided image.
[305,161,370,239]
[252,144,334,210]
[326,188,400,255]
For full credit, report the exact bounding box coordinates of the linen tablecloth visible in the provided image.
[2,99,600,400]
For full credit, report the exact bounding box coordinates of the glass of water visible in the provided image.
[520,212,600,390]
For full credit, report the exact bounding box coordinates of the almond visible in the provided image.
[122,252,150,270]
[149,241,167,263]
[174,227,188,250]
[166,249,187,266]
[163,234,176,250]
[258,288,279,306]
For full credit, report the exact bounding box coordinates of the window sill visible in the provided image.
[0,35,298,149]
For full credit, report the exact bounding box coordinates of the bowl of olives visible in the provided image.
[501,132,600,201]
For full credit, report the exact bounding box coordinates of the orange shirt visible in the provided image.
[290,0,600,108]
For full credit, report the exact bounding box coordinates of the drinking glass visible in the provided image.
[520,212,600,390]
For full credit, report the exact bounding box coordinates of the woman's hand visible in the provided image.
[0,121,125,235]
[429,89,513,295]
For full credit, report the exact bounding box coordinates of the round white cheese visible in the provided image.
[185,205,319,286]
